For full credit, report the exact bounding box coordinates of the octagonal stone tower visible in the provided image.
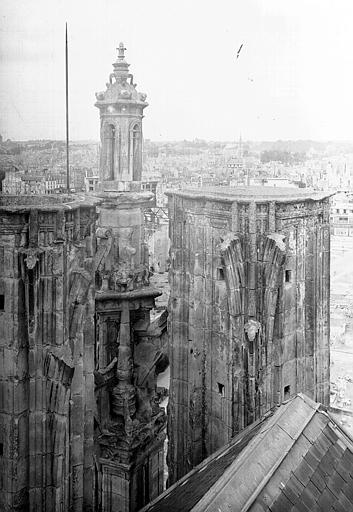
[166,186,333,484]
[95,42,148,185]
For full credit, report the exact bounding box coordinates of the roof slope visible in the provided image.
[142,394,353,512]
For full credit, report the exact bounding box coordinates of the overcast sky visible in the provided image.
[1,0,353,142]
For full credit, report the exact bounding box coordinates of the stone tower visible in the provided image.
[0,195,96,512]
[93,45,167,512]
[95,42,148,185]
[166,186,332,484]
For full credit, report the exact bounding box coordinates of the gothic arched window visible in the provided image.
[130,123,141,180]
[105,124,115,180]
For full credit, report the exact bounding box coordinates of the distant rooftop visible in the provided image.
[142,394,353,512]
[166,186,334,203]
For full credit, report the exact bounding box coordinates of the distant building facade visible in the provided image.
[167,186,332,483]
[144,207,170,273]
[330,193,353,237]
[2,169,22,194]
[141,180,158,207]
[2,170,61,195]
[84,171,99,192]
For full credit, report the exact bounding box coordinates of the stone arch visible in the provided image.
[102,123,119,180]
[129,122,142,180]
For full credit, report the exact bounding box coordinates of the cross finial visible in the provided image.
[117,42,127,60]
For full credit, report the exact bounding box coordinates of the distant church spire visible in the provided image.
[238,133,243,159]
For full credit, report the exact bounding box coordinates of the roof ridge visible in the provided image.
[193,395,319,512]
[323,409,353,451]
[140,413,272,512]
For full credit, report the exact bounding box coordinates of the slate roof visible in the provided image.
[141,394,353,512]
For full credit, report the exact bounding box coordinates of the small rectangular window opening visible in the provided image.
[284,385,290,400]
[217,268,225,280]
[217,383,225,397]
[285,270,291,283]
[0,295,4,311]
[0,443,3,456]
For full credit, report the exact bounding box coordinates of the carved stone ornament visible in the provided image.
[119,89,132,99]
[95,227,112,239]
[19,248,42,269]
[267,232,286,252]
[244,319,261,342]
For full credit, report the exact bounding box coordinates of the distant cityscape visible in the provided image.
[3,137,353,194]
[3,135,353,237]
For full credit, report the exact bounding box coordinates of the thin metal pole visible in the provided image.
[65,22,70,193]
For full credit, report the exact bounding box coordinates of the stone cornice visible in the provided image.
[96,287,162,302]
[0,194,97,212]
[165,187,335,204]
[95,100,148,107]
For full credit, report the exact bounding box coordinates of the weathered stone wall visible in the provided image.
[167,189,331,484]
[0,198,96,512]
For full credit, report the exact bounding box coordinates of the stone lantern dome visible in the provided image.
[95,43,148,184]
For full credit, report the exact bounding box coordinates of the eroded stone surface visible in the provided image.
[0,191,168,511]
[0,196,96,512]
[166,187,331,484]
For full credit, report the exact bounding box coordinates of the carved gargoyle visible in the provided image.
[112,267,134,292]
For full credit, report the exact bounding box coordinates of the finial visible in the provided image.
[117,42,127,60]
